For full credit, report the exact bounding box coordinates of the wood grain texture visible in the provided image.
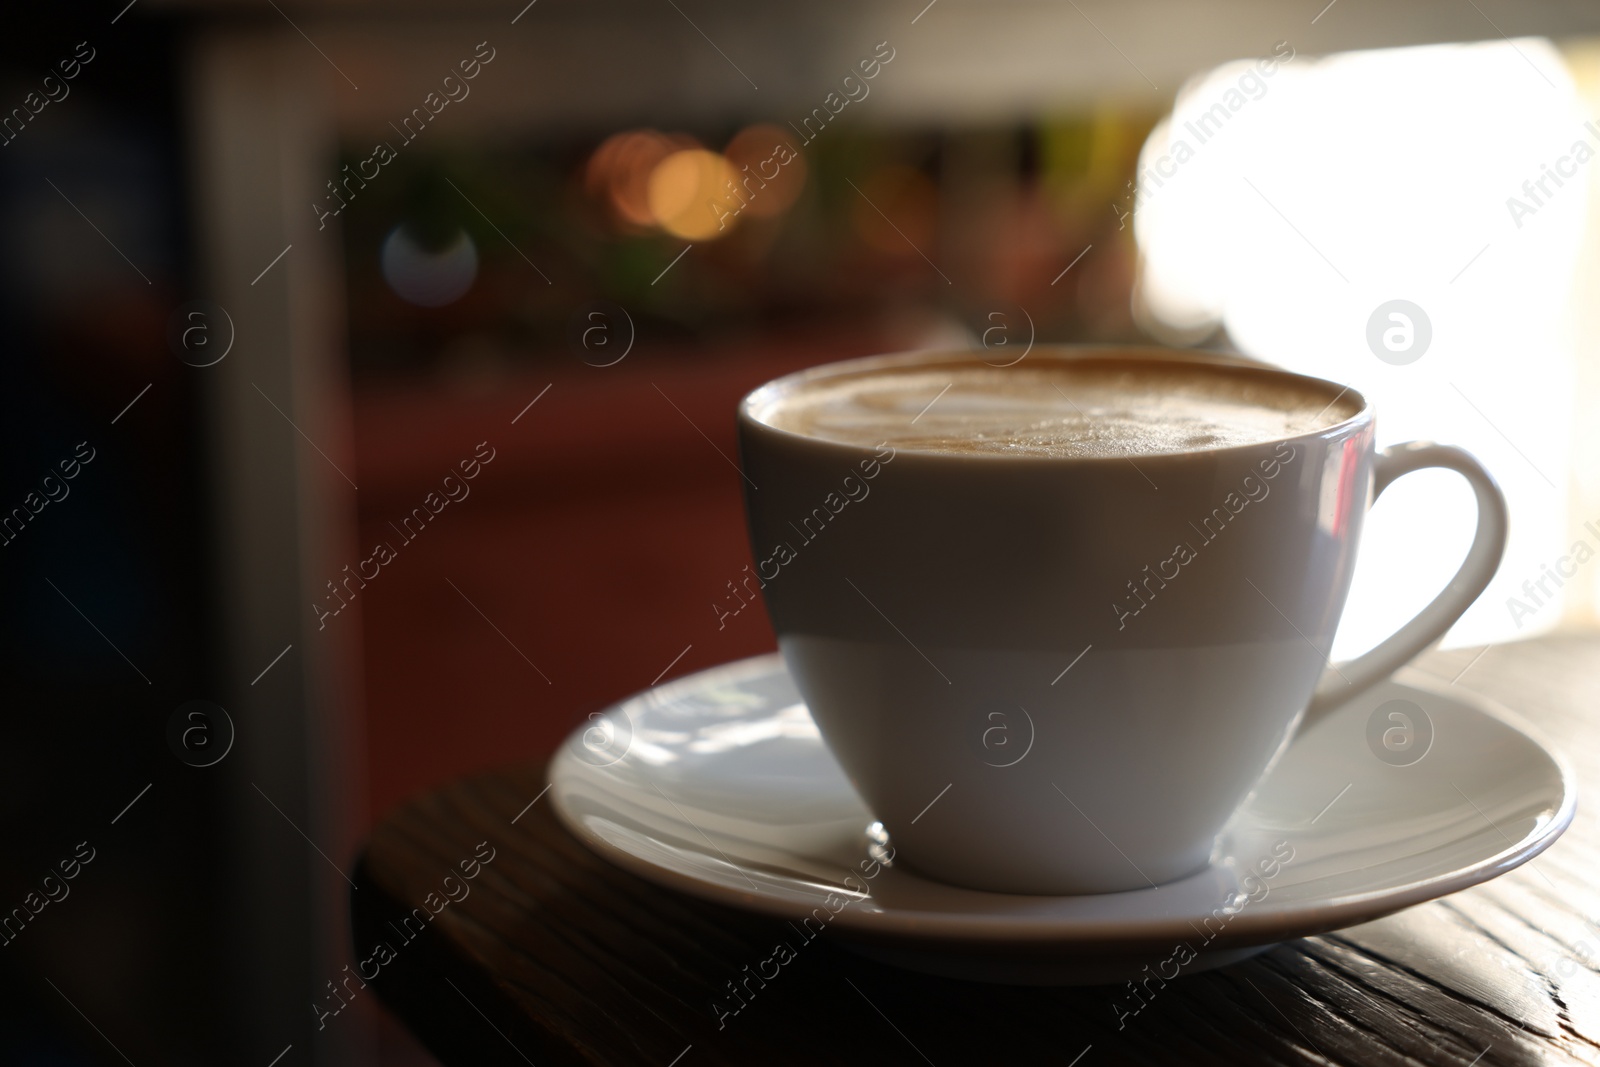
[351,634,1600,1066]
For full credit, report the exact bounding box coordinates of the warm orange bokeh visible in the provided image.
[723,123,808,220]
[648,148,740,240]
[586,129,695,230]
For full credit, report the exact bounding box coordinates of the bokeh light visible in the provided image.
[648,148,739,241]
[381,225,479,307]
[586,130,692,230]
[584,131,662,229]
[723,124,808,220]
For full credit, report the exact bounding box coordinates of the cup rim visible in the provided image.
[737,345,1372,463]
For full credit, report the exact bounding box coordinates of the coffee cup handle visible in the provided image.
[1300,442,1509,729]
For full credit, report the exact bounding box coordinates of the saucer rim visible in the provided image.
[549,653,1577,952]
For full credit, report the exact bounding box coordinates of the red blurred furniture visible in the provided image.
[351,332,897,821]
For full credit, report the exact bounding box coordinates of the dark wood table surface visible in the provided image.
[352,634,1600,1066]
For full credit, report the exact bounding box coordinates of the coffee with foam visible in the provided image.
[751,359,1356,459]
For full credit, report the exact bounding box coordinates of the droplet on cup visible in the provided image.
[865,819,894,868]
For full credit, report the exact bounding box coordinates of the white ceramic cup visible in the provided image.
[736,347,1508,895]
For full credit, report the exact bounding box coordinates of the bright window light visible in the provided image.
[1133,38,1586,658]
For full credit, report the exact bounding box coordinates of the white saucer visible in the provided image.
[549,653,1575,984]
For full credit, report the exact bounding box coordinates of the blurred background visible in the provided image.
[6,0,1600,1063]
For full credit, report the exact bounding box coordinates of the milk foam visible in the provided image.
[755,362,1355,458]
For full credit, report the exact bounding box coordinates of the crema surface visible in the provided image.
[754,362,1355,458]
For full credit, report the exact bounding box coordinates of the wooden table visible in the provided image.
[351,634,1600,1066]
